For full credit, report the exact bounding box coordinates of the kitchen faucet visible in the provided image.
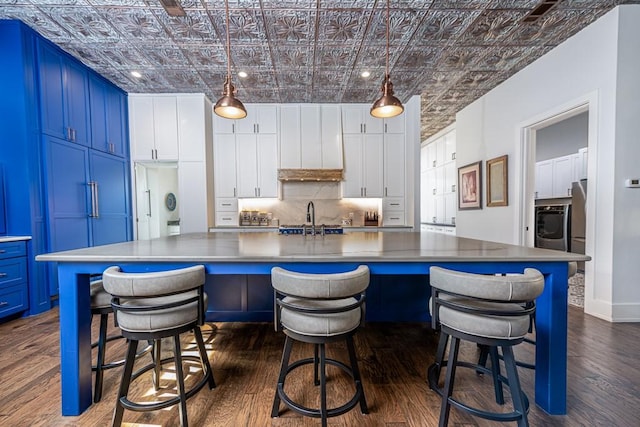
[306,201,315,235]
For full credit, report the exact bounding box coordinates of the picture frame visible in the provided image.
[458,161,482,210]
[486,155,508,207]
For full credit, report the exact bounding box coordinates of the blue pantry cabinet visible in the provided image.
[0,20,132,309]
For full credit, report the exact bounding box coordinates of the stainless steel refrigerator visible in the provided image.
[571,179,587,269]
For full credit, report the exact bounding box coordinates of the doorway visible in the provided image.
[134,162,179,240]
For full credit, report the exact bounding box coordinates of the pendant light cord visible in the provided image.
[385,0,390,80]
[225,0,231,81]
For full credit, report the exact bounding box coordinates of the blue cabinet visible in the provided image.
[0,20,132,306]
[0,240,29,319]
[89,74,127,157]
[38,39,90,145]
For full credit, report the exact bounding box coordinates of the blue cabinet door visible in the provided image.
[38,42,66,140]
[89,151,131,246]
[89,75,126,157]
[45,136,91,252]
[38,40,90,145]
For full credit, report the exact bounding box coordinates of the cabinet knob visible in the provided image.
[0,272,7,278]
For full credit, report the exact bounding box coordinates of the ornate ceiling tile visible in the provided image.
[100,7,167,40]
[38,6,120,41]
[1,0,636,140]
[412,9,480,46]
[456,9,528,45]
[262,9,314,42]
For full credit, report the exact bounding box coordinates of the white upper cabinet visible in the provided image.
[535,149,586,199]
[177,95,207,161]
[213,113,235,134]
[384,133,405,198]
[236,104,277,134]
[129,95,179,161]
[213,133,237,198]
[384,113,405,134]
[421,128,456,225]
[342,133,383,198]
[341,105,383,134]
[236,134,278,198]
[279,104,343,169]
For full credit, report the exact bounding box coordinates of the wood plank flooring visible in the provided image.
[0,306,639,426]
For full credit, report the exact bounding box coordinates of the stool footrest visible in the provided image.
[276,357,365,419]
[120,355,213,412]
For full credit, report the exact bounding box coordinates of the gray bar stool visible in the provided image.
[90,277,154,403]
[102,265,215,427]
[270,265,370,427]
[427,266,544,427]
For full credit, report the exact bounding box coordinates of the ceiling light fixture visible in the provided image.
[214,0,247,120]
[361,71,371,78]
[130,71,142,78]
[238,71,248,78]
[370,0,403,119]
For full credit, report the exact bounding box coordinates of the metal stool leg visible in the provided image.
[111,339,138,427]
[489,346,505,405]
[193,326,216,389]
[502,346,529,427]
[94,313,109,403]
[439,335,460,427]
[319,343,328,427]
[172,336,189,427]
[346,335,368,414]
[271,335,294,417]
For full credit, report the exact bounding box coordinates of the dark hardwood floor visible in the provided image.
[0,306,638,426]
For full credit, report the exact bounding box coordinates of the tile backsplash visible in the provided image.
[237,182,382,226]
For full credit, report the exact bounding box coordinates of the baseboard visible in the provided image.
[584,298,640,322]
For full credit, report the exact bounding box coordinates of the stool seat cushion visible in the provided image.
[90,281,112,309]
[116,292,208,334]
[280,296,361,337]
[438,297,530,340]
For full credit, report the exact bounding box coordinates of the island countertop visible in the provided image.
[36,231,589,263]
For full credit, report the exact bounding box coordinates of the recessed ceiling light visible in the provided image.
[361,71,371,78]
[238,71,248,78]
[131,71,142,78]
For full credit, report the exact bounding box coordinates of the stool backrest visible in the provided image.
[102,265,207,329]
[271,265,370,299]
[430,267,544,303]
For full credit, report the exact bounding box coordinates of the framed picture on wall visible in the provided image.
[486,155,508,207]
[458,161,482,210]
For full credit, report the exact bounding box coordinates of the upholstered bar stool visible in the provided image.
[427,266,544,427]
[271,265,370,427]
[102,265,215,427]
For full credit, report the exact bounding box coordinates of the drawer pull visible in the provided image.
[0,250,5,253]
[0,273,7,278]
[0,301,8,307]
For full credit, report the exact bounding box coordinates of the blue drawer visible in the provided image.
[0,257,27,288]
[0,284,28,318]
[0,241,27,260]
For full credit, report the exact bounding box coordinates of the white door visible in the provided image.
[134,163,151,240]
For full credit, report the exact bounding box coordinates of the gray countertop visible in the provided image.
[0,235,32,243]
[36,231,590,263]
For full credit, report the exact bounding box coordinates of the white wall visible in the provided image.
[536,112,588,161]
[455,5,640,322]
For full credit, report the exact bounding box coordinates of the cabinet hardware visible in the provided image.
[233,188,236,197]
[432,188,436,195]
[0,273,7,278]
[432,160,436,167]
[146,190,152,217]
[432,216,436,223]
[363,188,367,197]
[360,188,363,197]
[256,124,260,133]
[0,302,9,307]
[390,203,400,207]
[360,124,363,133]
[452,152,456,160]
[385,187,388,197]
[363,123,367,133]
[232,123,235,133]
[535,191,538,198]
[385,123,388,133]
[88,181,99,218]
[0,250,5,253]
[452,184,456,192]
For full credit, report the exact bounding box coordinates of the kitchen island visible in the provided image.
[36,231,588,417]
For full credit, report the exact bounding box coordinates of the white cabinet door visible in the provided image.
[236,134,259,198]
[300,104,322,168]
[363,133,384,197]
[444,161,457,194]
[553,155,573,197]
[444,192,457,225]
[213,133,237,198]
[153,96,179,160]
[213,114,235,134]
[321,104,343,169]
[279,104,301,169]
[129,96,155,161]
[384,114,405,134]
[342,134,364,197]
[178,160,207,233]
[384,135,405,198]
[341,105,364,134]
[256,134,278,198]
[444,131,456,163]
[237,104,278,134]
[364,109,384,134]
[535,160,553,199]
[177,96,205,161]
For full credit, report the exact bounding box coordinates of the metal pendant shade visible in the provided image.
[214,0,247,120]
[370,0,403,119]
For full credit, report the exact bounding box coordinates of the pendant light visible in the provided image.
[370,0,404,118]
[214,0,247,119]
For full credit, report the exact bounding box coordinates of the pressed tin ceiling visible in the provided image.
[1,1,638,140]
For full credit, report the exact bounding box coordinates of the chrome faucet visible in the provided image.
[306,201,315,235]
